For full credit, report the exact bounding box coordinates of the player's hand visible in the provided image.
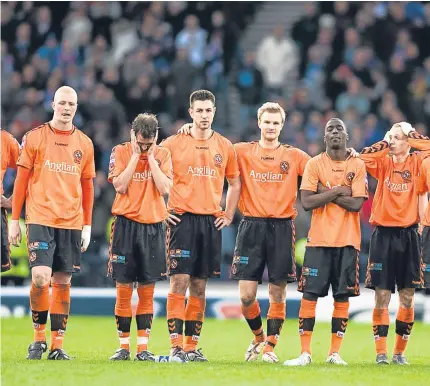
[81,225,91,252]
[8,220,22,247]
[177,123,192,135]
[214,215,232,230]
[398,122,414,136]
[0,195,12,209]
[347,148,359,158]
[167,213,181,225]
[383,131,391,143]
[317,183,328,194]
[147,131,158,158]
[335,185,352,196]
[130,130,141,155]
[418,223,424,235]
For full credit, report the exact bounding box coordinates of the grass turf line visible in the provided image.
[1,317,429,386]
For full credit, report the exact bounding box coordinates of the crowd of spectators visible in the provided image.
[2,2,429,286]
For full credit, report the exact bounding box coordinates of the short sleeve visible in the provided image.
[351,162,369,198]
[159,149,173,179]
[300,160,318,192]
[419,158,430,194]
[17,132,36,170]
[108,145,127,183]
[7,134,20,169]
[296,149,311,176]
[225,142,240,179]
[82,140,96,179]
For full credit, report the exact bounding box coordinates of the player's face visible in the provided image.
[324,119,348,150]
[258,111,283,141]
[136,133,155,153]
[52,92,78,124]
[388,125,410,156]
[189,100,215,130]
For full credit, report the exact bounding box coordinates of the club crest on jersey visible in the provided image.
[346,172,355,182]
[214,154,223,167]
[73,150,83,164]
[280,161,289,174]
[401,170,411,182]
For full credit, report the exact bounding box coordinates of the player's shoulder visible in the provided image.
[112,141,130,154]
[156,145,171,158]
[73,126,94,147]
[421,155,430,167]
[1,129,17,143]
[160,133,184,147]
[349,155,366,169]
[281,143,309,157]
[234,141,255,152]
[309,152,325,163]
[23,123,48,139]
[213,131,234,148]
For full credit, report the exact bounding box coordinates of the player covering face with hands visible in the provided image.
[107,113,173,361]
[351,122,430,365]
[9,86,96,361]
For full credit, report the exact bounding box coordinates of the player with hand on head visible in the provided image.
[9,86,96,360]
[284,118,368,367]
[160,90,241,362]
[107,113,172,361]
[1,129,20,273]
[357,122,430,365]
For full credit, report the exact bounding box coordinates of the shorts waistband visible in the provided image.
[376,224,418,231]
[170,212,216,218]
[243,216,292,222]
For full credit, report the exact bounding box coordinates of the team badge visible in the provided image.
[280,161,289,174]
[401,170,411,182]
[214,154,223,167]
[170,259,178,269]
[73,150,83,164]
[346,172,355,183]
[29,252,37,262]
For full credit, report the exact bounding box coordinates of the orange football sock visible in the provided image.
[136,284,155,353]
[373,308,390,355]
[394,306,414,355]
[49,283,71,351]
[114,283,133,351]
[30,282,50,342]
[329,301,349,355]
[242,300,265,343]
[299,298,317,355]
[264,302,285,353]
[184,296,205,352]
[167,292,185,349]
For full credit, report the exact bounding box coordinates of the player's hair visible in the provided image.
[190,89,216,107]
[131,113,158,138]
[257,102,286,124]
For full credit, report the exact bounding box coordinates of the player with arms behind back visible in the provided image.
[231,103,310,363]
[9,86,96,360]
[1,129,20,272]
[107,113,172,361]
[284,118,367,367]
[358,122,430,365]
[160,90,241,362]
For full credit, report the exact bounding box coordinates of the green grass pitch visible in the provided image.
[1,317,429,386]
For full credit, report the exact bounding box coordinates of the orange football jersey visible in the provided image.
[108,143,172,223]
[419,157,430,226]
[360,132,430,227]
[17,123,96,230]
[235,141,310,218]
[160,132,240,216]
[300,152,368,251]
[1,129,20,195]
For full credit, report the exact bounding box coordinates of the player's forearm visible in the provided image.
[148,156,172,197]
[419,193,429,223]
[333,196,364,212]
[224,180,241,220]
[113,154,139,194]
[360,140,390,161]
[408,131,430,154]
[301,190,339,211]
[0,195,12,209]
[81,178,94,225]
[11,167,30,220]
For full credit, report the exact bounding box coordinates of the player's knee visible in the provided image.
[170,276,188,294]
[51,272,72,285]
[32,271,50,288]
[268,283,286,303]
[375,290,391,307]
[399,291,414,309]
[240,293,256,307]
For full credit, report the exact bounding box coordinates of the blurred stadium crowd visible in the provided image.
[1,1,430,286]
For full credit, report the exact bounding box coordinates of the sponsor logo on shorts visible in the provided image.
[232,255,248,265]
[29,252,37,262]
[170,259,178,269]
[368,263,382,271]
[169,249,191,259]
[111,254,126,264]
[28,241,49,251]
[301,267,318,277]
